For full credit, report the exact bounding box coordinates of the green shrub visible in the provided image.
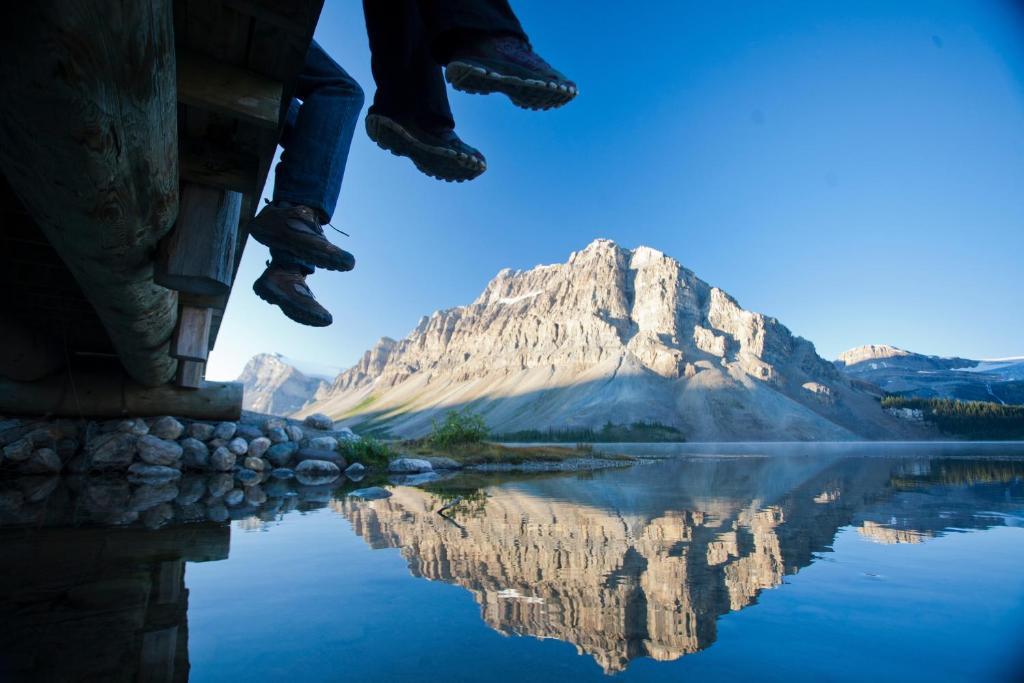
[429,408,489,448]
[341,436,394,466]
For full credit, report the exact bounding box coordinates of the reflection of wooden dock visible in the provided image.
[0,0,324,418]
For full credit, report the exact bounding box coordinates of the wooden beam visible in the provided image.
[0,1,180,387]
[180,138,259,193]
[156,183,242,296]
[176,360,205,389]
[170,306,213,362]
[222,0,318,36]
[177,49,282,128]
[0,372,242,420]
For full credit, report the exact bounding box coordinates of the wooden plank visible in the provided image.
[176,360,205,389]
[170,305,213,362]
[222,0,316,36]
[180,137,259,193]
[177,49,282,129]
[0,1,180,388]
[156,184,242,296]
[0,372,242,420]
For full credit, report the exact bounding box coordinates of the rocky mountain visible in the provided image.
[237,353,328,416]
[835,345,1024,404]
[301,239,923,441]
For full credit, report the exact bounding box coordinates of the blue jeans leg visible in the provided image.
[273,40,364,224]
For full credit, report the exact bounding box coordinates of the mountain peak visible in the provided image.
[300,240,915,441]
[835,344,911,366]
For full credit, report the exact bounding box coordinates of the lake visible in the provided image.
[2,442,1023,682]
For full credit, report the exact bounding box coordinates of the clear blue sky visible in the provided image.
[207,0,1024,380]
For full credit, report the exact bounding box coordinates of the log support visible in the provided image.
[157,184,242,296]
[0,1,180,387]
[0,372,242,420]
[170,306,213,362]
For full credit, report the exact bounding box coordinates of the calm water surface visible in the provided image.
[2,442,1023,682]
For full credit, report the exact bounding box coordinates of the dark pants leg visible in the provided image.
[363,0,527,130]
[271,41,364,274]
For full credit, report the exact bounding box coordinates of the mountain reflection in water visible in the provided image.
[1,445,1022,681]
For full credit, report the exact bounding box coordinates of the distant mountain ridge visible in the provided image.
[296,239,923,441]
[834,345,1024,404]
[237,353,328,415]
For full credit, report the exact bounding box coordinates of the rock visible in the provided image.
[271,467,294,479]
[85,432,137,470]
[56,438,78,461]
[213,421,237,441]
[25,426,60,449]
[235,468,261,485]
[149,416,184,440]
[423,456,462,470]
[137,434,183,466]
[266,427,289,444]
[188,422,215,441]
[3,438,33,463]
[227,437,248,456]
[388,457,434,474]
[208,438,227,450]
[263,417,285,432]
[117,418,149,436]
[175,476,207,505]
[308,435,338,451]
[207,473,234,498]
[245,486,267,506]
[210,447,235,472]
[248,436,272,459]
[19,476,59,503]
[243,456,266,472]
[176,502,207,522]
[295,459,340,486]
[389,471,441,486]
[141,503,174,529]
[347,486,391,500]
[207,504,229,522]
[335,427,359,443]
[344,462,366,478]
[180,438,210,470]
[130,483,179,512]
[127,463,182,485]
[266,442,299,467]
[235,423,263,441]
[224,489,245,506]
[20,448,62,474]
[287,425,304,443]
[304,413,334,430]
[295,448,346,468]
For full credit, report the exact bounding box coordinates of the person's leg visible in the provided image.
[363,0,486,182]
[273,41,364,223]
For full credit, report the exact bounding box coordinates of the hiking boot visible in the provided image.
[366,113,485,182]
[247,202,355,272]
[253,264,332,327]
[445,35,577,111]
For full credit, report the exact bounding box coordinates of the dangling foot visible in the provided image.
[253,264,332,327]
[365,113,486,182]
[445,35,577,111]
[247,202,355,272]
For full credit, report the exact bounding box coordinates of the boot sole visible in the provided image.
[365,115,485,183]
[445,61,577,111]
[247,221,355,273]
[253,278,332,327]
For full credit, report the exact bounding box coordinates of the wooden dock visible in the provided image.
[0,0,325,418]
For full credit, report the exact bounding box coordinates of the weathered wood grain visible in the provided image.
[169,305,213,362]
[156,183,242,296]
[0,0,180,386]
[177,49,282,128]
[176,360,206,389]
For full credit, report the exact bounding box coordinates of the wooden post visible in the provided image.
[0,1,180,387]
[170,306,213,362]
[156,184,242,296]
[176,361,206,390]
